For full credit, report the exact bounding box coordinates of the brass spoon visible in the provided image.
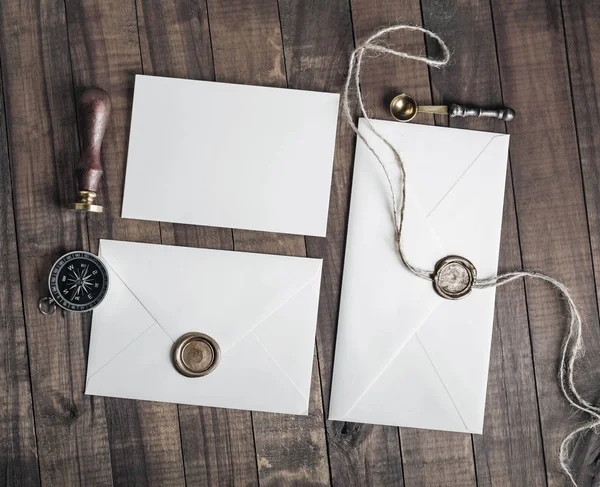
[390,93,515,123]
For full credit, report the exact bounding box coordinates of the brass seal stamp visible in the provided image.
[433,256,477,300]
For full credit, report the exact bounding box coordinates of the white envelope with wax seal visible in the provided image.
[85,239,322,415]
[328,119,510,433]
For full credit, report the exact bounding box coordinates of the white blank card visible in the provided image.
[122,75,340,237]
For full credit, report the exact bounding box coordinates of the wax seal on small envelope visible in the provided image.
[172,333,220,377]
[433,256,477,300]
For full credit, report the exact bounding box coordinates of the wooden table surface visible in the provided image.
[1,0,599,486]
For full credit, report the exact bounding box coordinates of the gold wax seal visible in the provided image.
[172,332,220,377]
[433,256,476,300]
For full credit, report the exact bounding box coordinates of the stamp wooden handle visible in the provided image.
[79,88,111,192]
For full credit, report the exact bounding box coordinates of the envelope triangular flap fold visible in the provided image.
[335,335,470,433]
[415,296,495,433]
[330,121,448,412]
[426,133,510,275]
[97,239,321,350]
[86,323,309,414]
[251,262,322,397]
[86,259,158,377]
[361,118,508,216]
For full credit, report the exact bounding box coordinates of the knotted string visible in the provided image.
[342,24,596,486]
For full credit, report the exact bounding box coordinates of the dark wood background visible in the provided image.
[0,0,599,485]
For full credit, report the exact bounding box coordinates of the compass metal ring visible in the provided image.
[47,250,110,313]
[38,297,56,315]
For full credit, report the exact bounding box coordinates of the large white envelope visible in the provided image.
[85,239,322,415]
[328,119,510,433]
[122,75,340,237]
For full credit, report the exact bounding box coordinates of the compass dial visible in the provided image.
[48,251,109,312]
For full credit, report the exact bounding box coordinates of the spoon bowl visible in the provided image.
[390,93,419,122]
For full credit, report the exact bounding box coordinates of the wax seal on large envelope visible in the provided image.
[172,333,221,377]
[433,256,477,300]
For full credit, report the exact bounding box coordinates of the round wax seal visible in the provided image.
[433,256,477,300]
[172,333,220,377]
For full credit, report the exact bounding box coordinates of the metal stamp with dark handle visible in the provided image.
[390,93,515,123]
[72,87,112,213]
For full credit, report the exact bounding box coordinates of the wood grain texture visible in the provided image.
[0,50,41,487]
[135,0,259,484]
[491,0,600,484]
[349,1,477,485]
[206,0,331,484]
[421,1,547,485]
[0,0,597,485]
[278,0,404,485]
[0,0,113,484]
[63,0,185,484]
[560,0,600,483]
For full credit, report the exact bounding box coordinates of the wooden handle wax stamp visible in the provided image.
[72,88,112,213]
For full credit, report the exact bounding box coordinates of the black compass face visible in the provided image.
[49,251,109,312]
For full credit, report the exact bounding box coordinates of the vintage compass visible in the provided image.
[38,251,110,315]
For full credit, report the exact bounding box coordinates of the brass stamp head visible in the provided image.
[72,190,103,213]
[172,332,221,377]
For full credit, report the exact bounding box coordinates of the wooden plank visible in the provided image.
[63,0,185,484]
[206,0,330,484]
[563,2,600,265]
[0,51,41,487]
[420,1,547,485]
[491,0,600,484]
[560,0,600,483]
[277,0,405,485]
[0,0,113,484]
[134,0,258,484]
[348,1,477,485]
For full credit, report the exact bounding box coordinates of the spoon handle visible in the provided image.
[449,104,515,121]
[416,105,449,115]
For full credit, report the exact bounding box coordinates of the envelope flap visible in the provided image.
[427,134,509,275]
[250,266,321,396]
[358,119,506,217]
[86,323,309,414]
[332,335,472,432]
[415,294,497,434]
[98,240,322,351]
[333,130,448,409]
[87,245,158,377]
